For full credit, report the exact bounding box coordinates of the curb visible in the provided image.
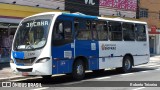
[0,76,27,82]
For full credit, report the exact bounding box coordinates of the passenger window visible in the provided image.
[97,21,108,40]
[122,23,135,41]
[108,21,122,41]
[135,24,146,41]
[75,19,92,40]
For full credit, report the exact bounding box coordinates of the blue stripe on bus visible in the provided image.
[62,13,98,19]
[12,51,24,59]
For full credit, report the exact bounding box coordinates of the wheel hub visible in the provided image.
[125,59,131,70]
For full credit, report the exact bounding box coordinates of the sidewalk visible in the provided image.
[150,54,160,60]
[0,55,160,81]
[0,63,25,81]
[0,57,10,63]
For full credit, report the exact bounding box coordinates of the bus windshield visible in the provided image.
[13,15,53,51]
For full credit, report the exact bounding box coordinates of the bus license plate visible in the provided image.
[22,72,29,76]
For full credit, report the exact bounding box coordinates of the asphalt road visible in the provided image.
[2,58,160,90]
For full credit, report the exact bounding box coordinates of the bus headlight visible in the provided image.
[10,59,14,63]
[36,57,50,63]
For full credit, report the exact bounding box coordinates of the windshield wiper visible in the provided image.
[28,45,35,50]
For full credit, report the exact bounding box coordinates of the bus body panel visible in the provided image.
[51,44,74,74]
[75,40,99,70]
[99,41,149,69]
[51,15,75,74]
[52,59,74,74]
[12,51,25,59]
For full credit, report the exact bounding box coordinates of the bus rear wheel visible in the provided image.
[116,56,132,73]
[72,60,85,80]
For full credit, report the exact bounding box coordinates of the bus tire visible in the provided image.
[116,56,132,73]
[122,56,132,73]
[72,60,85,80]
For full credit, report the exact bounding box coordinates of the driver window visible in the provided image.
[54,22,64,40]
[52,19,73,46]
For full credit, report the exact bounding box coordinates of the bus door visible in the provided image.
[74,19,99,70]
[52,15,74,74]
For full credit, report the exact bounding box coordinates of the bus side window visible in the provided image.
[122,23,135,41]
[54,22,64,40]
[97,21,108,40]
[135,24,146,41]
[108,21,122,41]
[52,19,73,46]
[64,21,72,40]
[76,19,92,40]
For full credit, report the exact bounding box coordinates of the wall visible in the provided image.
[99,0,137,18]
[0,3,63,18]
[0,0,65,10]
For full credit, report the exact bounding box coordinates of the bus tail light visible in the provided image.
[36,57,50,63]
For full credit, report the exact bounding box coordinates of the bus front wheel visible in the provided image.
[72,60,85,80]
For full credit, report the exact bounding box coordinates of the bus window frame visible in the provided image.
[108,21,123,41]
[96,20,109,41]
[135,24,147,41]
[122,22,136,41]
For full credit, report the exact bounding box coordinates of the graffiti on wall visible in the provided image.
[100,0,137,11]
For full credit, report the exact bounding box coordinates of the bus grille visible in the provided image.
[15,57,36,66]
[16,68,33,72]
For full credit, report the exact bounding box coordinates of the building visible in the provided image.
[137,0,160,54]
[99,0,137,18]
[65,0,137,18]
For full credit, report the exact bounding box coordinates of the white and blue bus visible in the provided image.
[10,12,150,80]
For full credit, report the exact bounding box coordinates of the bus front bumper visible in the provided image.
[10,60,52,76]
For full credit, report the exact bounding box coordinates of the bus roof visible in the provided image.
[62,12,98,19]
[98,17,147,24]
